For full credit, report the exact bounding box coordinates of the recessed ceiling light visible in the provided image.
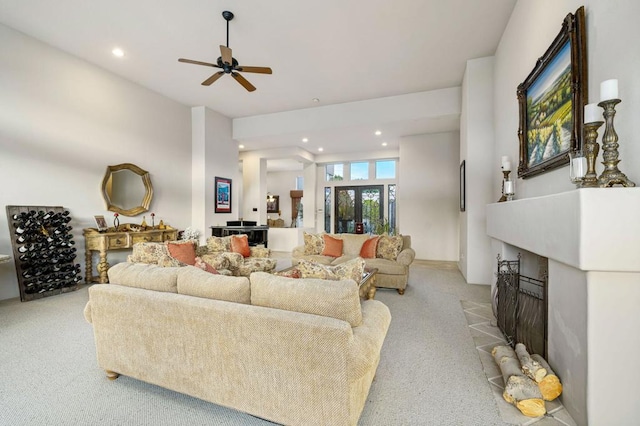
[318,147,324,152]
[375,130,382,136]
[112,47,124,58]
[312,98,320,103]
[382,142,388,147]
[238,144,245,149]
[302,138,308,143]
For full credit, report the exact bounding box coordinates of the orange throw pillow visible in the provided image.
[230,234,251,258]
[321,234,343,257]
[359,236,380,258]
[167,241,197,265]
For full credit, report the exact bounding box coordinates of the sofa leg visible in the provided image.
[397,288,405,295]
[106,370,120,381]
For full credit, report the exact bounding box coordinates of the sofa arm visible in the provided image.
[292,245,305,258]
[83,301,93,324]
[396,247,416,266]
[348,300,391,378]
[249,247,271,258]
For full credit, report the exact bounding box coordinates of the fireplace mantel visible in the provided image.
[486,187,640,425]
[486,188,640,272]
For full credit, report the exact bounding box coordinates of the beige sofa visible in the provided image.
[84,262,391,426]
[292,233,415,294]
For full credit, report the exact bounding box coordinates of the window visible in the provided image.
[296,176,304,190]
[326,164,344,181]
[376,160,396,179]
[388,184,396,234]
[350,162,368,180]
[324,187,332,233]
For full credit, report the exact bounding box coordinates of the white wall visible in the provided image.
[399,132,460,261]
[192,106,237,242]
[0,24,192,300]
[459,57,495,285]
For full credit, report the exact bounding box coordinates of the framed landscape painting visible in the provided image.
[215,177,232,213]
[517,6,587,179]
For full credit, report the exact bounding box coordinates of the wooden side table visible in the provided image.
[83,225,177,283]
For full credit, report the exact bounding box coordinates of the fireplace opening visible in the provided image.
[492,253,548,358]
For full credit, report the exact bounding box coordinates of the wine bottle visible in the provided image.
[12,212,30,221]
[18,244,34,253]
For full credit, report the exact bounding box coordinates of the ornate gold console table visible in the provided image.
[83,225,177,283]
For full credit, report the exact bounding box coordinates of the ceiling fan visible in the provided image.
[178,11,272,92]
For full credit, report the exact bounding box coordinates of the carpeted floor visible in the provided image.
[0,258,570,425]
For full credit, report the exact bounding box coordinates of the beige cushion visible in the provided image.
[107,262,180,293]
[250,272,362,327]
[177,266,250,304]
[337,234,371,256]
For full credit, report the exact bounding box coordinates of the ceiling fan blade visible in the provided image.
[178,58,220,68]
[202,71,225,86]
[231,72,256,92]
[220,45,233,65]
[236,66,272,74]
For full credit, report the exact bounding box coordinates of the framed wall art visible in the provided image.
[517,6,587,179]
[266,195,279,214]
[215,177,232,213]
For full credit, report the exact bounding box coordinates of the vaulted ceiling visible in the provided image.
[0,0,516,159]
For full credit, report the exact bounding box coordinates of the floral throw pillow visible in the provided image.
[273,268,301,279]
[206,236,231,253]
[129,242,169,264]
[376,235,404,260]
[303,232,325,255]
[296,257,365,284]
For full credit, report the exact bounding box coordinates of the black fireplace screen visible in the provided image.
[492,254,547,358]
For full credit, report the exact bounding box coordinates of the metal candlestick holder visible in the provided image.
[580,121,603,188]
[498,170,510,203]
[597,99,635,187]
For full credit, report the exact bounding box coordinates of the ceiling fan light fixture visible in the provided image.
[177,10,272,91]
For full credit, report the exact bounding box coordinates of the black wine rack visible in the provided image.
[6,205,81,302]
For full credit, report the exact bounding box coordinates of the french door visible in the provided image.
[334,186,383,233]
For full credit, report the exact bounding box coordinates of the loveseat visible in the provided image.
[84,262,391,426]
[292,233,415,294]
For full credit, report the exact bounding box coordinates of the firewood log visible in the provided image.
[531,353,563,401]
[492,345,546,417]
[515,343,547,382]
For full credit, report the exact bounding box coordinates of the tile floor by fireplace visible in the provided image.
[462,300,577,426]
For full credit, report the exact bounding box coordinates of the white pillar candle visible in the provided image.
[504,181,514,194]
[502,161,511,171]
[600,79,619,101]
[584,103,601,123]
[571,157,586,178]
[501,155,509,164]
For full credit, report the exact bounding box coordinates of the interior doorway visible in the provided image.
[334,185,383,233]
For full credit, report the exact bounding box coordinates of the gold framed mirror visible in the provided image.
[101,163,153,216]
